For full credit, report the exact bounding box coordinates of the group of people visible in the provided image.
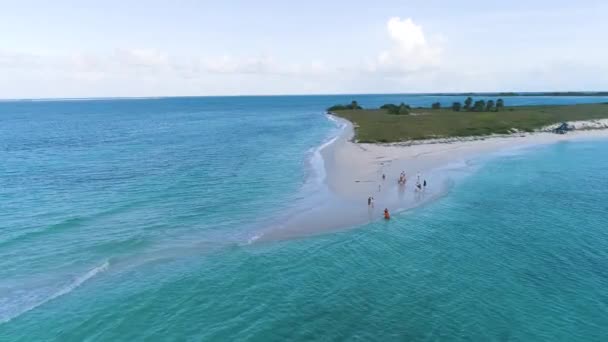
[368,196,390,219]
[397,171,427,191]
[367,170,429,220]
[413,171,427,192]
[398,171,407,185]
[415,180,427,192]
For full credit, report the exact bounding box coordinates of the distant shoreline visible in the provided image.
[417,91,608,97]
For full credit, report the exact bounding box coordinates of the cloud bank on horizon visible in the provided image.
[0,0,607,98]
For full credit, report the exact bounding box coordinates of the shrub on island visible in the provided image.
[464,97,473,110]
[381,103,411,115]
[496,99,504,111]
[486,100,495,112]
[472,100,486,112]
[327,100,362,111]
[457,98,505,112]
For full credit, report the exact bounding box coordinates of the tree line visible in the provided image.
[398,97,505,112]
[327,97,506,114]
[448,97,505,112]
[327,100,363,111]
[380,103,411,115]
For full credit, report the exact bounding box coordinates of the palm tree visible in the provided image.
[496,99,505,111]
[464,97,473,110]
[486,100,495,112]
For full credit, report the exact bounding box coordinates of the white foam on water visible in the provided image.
[0,261,109,325]
[244,233,263,245]
[239,114,346,244]
[306,114,346,185]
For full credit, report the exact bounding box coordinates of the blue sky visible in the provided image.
[1,0,607,98]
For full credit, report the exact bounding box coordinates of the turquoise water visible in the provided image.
[1,95,608,341]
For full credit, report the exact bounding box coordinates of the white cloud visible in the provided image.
[3,15,606,98]
[371,17,441,74]
[203,55,276,74]
[197,18,442,78]
[201,55,332,77]
[0,50,63,70]
[0,17,442,92]
[114,48,169,68]
[69,48,169,75]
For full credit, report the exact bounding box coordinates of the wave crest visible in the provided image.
[0,261,109,325]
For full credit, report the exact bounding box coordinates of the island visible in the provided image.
[276,97,608,238]
[328,99,608,143]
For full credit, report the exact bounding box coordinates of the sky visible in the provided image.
[1,0,607,98]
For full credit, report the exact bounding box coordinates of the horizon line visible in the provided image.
[1,90,608,102]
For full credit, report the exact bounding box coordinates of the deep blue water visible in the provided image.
[1,95,608,341]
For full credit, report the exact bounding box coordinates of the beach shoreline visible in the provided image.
[324,115,608,201]
[259,116,608,241]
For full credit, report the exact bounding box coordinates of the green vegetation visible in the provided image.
[431,102,441,109]
[380,103,410,115]
[496,99,504,110]
[330,103,608,143]
[449,97,504,112]
[472,100,486,112]
[327,100,362,111]
[486,100,495,112]
[464,97,473,111]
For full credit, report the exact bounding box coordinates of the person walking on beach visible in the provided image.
[370,197,375,208]
[423,179,427,190]
[382,173,386,181]
[368,196,371,207]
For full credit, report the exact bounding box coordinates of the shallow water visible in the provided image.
[1,95,608,341]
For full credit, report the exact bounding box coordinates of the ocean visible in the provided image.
[1,95,608,341]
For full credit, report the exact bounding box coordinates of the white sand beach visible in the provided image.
[325,117,608,201]
[260,117,608,241]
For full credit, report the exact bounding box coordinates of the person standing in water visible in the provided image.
[399,171,406,185]
[423,179,427,190]
[384,208,390,220]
